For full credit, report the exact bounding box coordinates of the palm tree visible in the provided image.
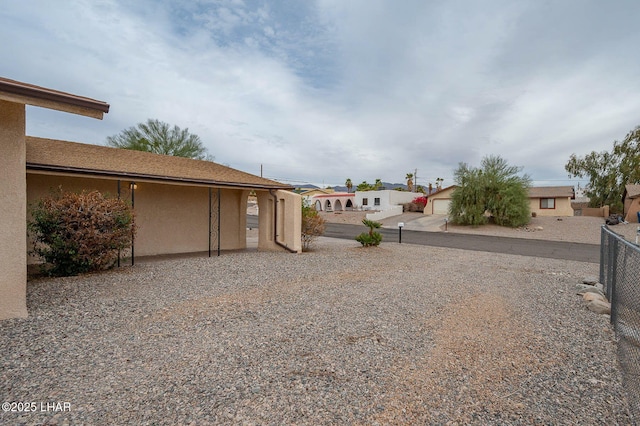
[406,173,414,192]
[345,178,353,193]
[106,118,212,160]
[374,178,384,190]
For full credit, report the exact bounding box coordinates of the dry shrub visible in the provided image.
[301,203,326,252]
[29,188,136,276]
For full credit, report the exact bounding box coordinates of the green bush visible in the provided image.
[356,218,382,247]
[29,189,136,276]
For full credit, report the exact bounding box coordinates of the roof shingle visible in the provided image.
[26,137,291,190]
[528,186,574,198]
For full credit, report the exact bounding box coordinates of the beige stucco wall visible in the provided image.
[0,100,28,319]
[529,197,573,217]
[256,190,301,253]
[27,173,251,260]
[423,188,456,215]
[624,198,640,223]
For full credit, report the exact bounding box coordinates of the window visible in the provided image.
[362,198,368,206]
[540,198,555,209]
[374,198,381,206]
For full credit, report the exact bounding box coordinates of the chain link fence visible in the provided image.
[600,225,640,424]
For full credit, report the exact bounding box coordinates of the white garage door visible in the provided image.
[432,199,450,215]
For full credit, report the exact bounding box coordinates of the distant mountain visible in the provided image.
[291,183,320,190]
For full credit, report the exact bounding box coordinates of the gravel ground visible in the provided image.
[1,237,633,425]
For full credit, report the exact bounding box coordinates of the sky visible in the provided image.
[2,0,640,189]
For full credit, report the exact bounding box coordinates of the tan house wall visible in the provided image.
[624,198,640,223]
[26,173,252,260]
[529,197,573,217]
[423,187,456,215]
[582,206,609,218]
[0,100,28,319]
[257,190,302,253]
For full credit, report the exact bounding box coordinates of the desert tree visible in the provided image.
[406,173,414,192]
[345,178,353,193]
[106,118,213,160]
[565,125,640,213]
[449,155,530,227]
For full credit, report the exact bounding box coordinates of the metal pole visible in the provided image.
[217,188,221,257]
[399,227,402,243]
[117,180,121,268]
[131,182,135,266]
[208,187,212,257]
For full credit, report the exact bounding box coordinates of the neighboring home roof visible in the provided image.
[623,184,640,199]
[427,185,457,196]
[26,137,292,190]
[0,77,109,119]
[300,188,333,196]
[528,186,574,199]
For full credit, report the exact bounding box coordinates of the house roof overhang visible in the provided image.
[26,136,293,191]
[0,77,109,119]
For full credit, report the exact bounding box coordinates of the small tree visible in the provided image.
[566,125,640,213]
[355,218,382,247]
[29,189,135,276]
[301,200,325,251]
[406,173,414,192]
[345,178,353,193]
[449,155,530,227]
[106,118,213,160]
[357,181,372,191]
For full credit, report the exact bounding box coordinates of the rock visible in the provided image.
[535,226,544,231]
[583,292,608,303]
[594,283,604,292]
[587,300,611,315]
[582,277,599,285]
[575,284,605,297]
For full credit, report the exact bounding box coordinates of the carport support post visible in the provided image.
[130,182,135,266]
[0,100,28,319]
[208,187,212,257]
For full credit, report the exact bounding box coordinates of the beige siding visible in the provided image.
[0,100,28,319]
[257,190,302,253]
[624,198,640,223]
[27,173,252,260]
[529,197,574,217]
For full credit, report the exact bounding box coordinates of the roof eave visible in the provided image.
[0,78,109,119]
[26,163,293,191]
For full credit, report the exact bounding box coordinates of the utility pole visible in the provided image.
[414,168,418,193]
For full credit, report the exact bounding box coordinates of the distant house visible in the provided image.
[424,185,576,217]
[623,184,640,223]
[423,185,457,215]
[355,190,421,221]
[528,186,574,217]
[300,188,332,207]
[311,192,355,211]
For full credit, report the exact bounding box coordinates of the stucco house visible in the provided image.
[623,184,640,223]
[311,192,355,211]
[424,185,576,217]
[528,186,574,217]
[355,190,421,221]
[1,77,301,321]
[423,185,457,215]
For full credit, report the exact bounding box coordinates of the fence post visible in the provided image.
[609,238,619,327]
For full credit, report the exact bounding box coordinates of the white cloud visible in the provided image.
[2,0,640,188]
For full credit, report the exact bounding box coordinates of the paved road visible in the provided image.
[247,216,600,263]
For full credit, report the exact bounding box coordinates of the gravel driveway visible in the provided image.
[1,237,633,424]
